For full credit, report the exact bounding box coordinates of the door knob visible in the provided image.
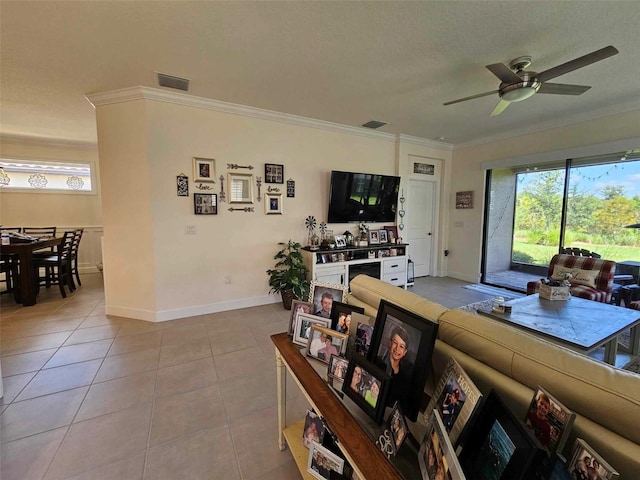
[428,232,432,236]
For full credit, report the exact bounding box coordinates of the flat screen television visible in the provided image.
[327,170,400,223]
[458,390,550,480]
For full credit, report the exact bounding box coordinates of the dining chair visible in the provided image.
[23,226,57,239]
[69,228,84,289]
[32,231,74,298]
[0,227,22,294]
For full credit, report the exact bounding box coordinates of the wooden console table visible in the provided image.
[271,332,402,480]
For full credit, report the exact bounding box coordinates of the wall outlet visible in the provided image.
[185,225,197,235]
[224,275,231,284]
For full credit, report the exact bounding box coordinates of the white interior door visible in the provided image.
[404,178,436,277]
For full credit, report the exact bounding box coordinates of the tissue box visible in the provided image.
[539,284,570,301]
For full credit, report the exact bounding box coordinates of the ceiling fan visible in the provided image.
[443,45,618,116]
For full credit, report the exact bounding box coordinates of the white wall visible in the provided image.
[448,109,640,283]
[91,87,454,321]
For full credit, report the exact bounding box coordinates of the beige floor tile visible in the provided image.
[108,330,162,356]
[15,359,102,401]
[208,327,259,356]
[0,427,68,480]
[75,370,156,422]
[44,339,112,369]
[1,386,87,442]
[219,368,276,420]
[161,316,205,330]
[144,426,241,480]
[155,357,218,398]
[1,348,57,377]
[149,385,226,446]
[0,371,36,405]
[63,324,120,346]
[62,454,145,480]
[94,347,160,383]
[2,331,72,356]
[78,315,123,329]
[115,321,164,338]
[158,339,211,369]
[247,460,302,480]
[231,405,294,479]
[44,403,152,480]
[160,323,208,346]
[35,317,86,335]
[213,346,271,382]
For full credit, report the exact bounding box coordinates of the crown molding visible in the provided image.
[0,134,97,150]
[87,86,400,143]
[397,134,454,150]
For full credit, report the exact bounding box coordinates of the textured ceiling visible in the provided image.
[2,1,640,146]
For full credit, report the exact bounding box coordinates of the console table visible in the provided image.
[302,244,408,289]
[271,332,403,479]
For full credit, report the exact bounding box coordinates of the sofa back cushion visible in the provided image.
[548,254,616,294]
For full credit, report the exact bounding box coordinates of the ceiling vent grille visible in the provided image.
[361,120,387,129]
[157,73,190,91]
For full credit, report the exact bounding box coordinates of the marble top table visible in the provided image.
[478,294,640,365]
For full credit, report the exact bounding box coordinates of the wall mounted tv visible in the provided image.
[327,170,400,223]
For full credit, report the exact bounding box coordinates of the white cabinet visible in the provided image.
[302,244,408,289]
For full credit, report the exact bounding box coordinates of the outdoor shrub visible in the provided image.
[511,251,535,264]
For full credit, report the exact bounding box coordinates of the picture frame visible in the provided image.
[193,193,217,215]
[305,325,347,363]
[418,410,465,480]
[293,312,331,347]
[228,172,254,204]
[193,157,216,183]
[333,235,346,248]
[288,300,313,336]
[329,301,365,336]
[422,357,482,447]
[328,354,349,382]
[177,174,189,196]
[384,225,399,244]
[307,440,345,480]
[567,438,619,480]
[378,229,388,244]
[368,229,380,245]
[302,409,326,449]
[353,321,375,357]
[387,401,408,456]
[368,299,439,422]
[455,190,474,209]
[308,281,348,320]
[342,354,390,424]
[525,386,576,457]
[265,193,283,214]
[264,163,284,184]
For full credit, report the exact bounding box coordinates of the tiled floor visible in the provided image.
[0,274,491,480]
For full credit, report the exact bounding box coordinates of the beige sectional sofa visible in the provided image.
[346,274,640,480]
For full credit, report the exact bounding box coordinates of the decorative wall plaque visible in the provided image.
[177,173,189,196]
[456,191,474,209]
[287,178,295,197]
[413,162,435,175]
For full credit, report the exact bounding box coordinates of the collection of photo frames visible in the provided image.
[177,158,294,215]
[287,284,619,480]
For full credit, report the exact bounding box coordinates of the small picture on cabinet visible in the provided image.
[384,226,398,243]
[328,355,349,381]
[302,410,326,449]
[330,301,365,335]
[308,282,348,320]
[379,229,388,243]
[334,235,346,248]
[305,325,347,363]
[292,313,331,347]
[354,322,374,356]
[368,230,380,245]
[320,254,329,264]
[288,300,313,337]
[307,441,345,480]
[342,355,390,424]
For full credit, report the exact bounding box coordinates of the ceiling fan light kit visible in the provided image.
[444,45,619,116]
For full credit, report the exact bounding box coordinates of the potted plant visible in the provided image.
[328,236,336,249]
[266,240,310,310]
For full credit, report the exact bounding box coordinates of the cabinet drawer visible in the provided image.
[382,272,405,286]
[382,259,406,275]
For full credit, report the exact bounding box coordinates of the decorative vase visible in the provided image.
[281,289,295,310]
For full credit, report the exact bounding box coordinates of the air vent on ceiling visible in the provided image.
[361,120,387,129]
[157,73,190,91]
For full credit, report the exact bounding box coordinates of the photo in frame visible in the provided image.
[418,410,465,480]
[353,320,374,357]
[308,281,348,320]
[368,229,380,245]
[305,325,347,363]
[333,235,346,248]
[177,174,189,196]
[302,409,326,449]
[378,229,388,244]
[328,354,349,382]
[342,354,390,424]
[193,157,216,183]
[368,299,439,422]
[293,312,330,347]
[567,438,619,480]
[307,441,344,480]
[264,163,284,184]
[288,300,313,336]
[387,401,408,456]
[524,386,575,457]
[265,193,283,214]
[384,225,399,243]
[228,172,254,204]
[193,193,217,215]
[329,301,365,335]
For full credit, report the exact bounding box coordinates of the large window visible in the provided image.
[0,159,94,193]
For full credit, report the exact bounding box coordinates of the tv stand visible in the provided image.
[302,244,408,289]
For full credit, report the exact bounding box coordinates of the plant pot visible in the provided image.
[281,289,295,310]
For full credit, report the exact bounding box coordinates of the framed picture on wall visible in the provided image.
[265,193,283,214]
[193,157,216,183]
[193,193,217,215]
[264,163,284,184]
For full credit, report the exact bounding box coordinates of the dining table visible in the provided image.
[0,236,62,306]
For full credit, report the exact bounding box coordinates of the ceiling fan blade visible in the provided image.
[486,63,522,84]
[537,45,618,83]
[489,99,511,117]
[443,89,498,106]
[538,83,591,95]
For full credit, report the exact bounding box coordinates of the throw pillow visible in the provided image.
[570,269,599,288]
[551,265,576,281]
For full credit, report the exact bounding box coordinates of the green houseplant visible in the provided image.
[267,240,310,310]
